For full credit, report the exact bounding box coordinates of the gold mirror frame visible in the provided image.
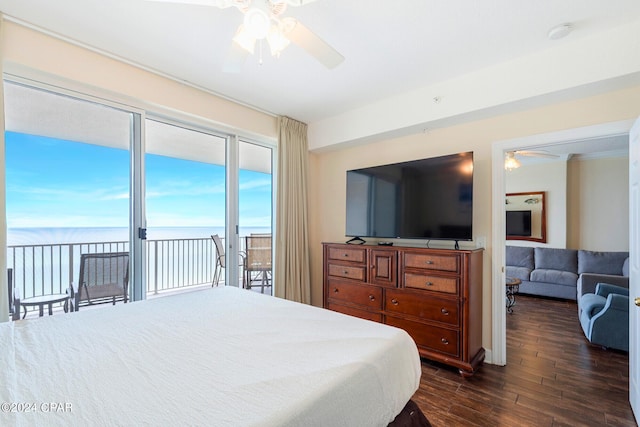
[506,191,547,243]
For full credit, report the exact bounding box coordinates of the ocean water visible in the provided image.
[7,226,271,246]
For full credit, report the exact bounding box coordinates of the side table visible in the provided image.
[19,293,71,318]
[505,277,522,314]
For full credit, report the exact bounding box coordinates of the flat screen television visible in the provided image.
[345,152,473,241]
[506,210,532,237]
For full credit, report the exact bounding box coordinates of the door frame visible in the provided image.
[628,116,640,419]
[490,119,635,365]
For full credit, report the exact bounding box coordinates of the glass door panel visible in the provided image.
[4,81,132,309]
[145,119,227,293]
[238,140,273,294]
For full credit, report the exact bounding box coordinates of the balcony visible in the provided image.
[8,235,262,319]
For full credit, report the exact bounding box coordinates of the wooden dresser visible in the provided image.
[322,242,484,377]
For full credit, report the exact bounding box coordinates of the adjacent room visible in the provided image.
[1,1,639,426]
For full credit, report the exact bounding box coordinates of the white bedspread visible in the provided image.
[0,287,421,426]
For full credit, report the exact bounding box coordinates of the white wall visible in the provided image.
[505,161,567,248]
[308,19,640,149]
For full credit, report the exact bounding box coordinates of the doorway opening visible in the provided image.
[491,119,634,365]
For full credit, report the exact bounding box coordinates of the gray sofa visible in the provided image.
[506,246,629,301]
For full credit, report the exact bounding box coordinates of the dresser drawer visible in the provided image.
[327,281,382,310]
[327,246,367,264]
[386,315,460,358]
[404,273,458,294]
[327,302,382,323]
[385,290,459,326]
[327,263,367,281]
[403,252,459,272]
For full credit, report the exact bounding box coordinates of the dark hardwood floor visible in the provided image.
[410,294,636,426]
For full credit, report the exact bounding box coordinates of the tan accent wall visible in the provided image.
[567,156,629,251]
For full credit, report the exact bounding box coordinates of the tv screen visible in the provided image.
[506,210,532,236]
[345,152,473,241]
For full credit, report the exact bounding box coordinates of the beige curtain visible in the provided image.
[274,116,310,304]
[0,16,9,322]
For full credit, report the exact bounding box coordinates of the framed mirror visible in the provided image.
[505,191,546,243]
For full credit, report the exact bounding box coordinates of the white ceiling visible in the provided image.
[2,0,639,124]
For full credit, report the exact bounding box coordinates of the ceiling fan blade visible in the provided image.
[515,150,559,158]
[144,0,238,8]
[280,0,320,6]
[223,41,250,73]
[285,20,344,69]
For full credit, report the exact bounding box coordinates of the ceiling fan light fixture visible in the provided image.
[232,25,256,54]
[243,4,271,39]
[504,152,521,171]
[267,24,290,57]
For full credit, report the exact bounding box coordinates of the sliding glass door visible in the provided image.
[4,81,134,305]
[144,118,228,292]
[3,80,275,318]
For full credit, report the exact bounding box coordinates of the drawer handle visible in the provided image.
[391,299,399,305]
[333,288,339,293]
[441,338,449,345]
[441,308,449,315]
[343,253,349,257]
[343,270,349,275]
[425,281,433,286]
[425,260,434,264]
[369,295,375,301]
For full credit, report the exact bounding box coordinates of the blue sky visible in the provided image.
[5,131,272,229]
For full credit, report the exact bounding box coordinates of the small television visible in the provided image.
[345,152,473,241]
[506,210,532,237]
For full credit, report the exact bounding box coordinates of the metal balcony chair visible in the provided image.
[7,268,13,317]
[72,252,129,311]
[211,234,245,286]
[8,268,21,321]
[244,234,272,293]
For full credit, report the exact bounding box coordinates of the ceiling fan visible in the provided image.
[147,0,345,71]
[504,150,559,171]
[511,150,559,159]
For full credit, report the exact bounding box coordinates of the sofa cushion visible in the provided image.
[506,266,531,282]
[534,247,578,273]
[506,246,534,269]
[578,250,629,275]
[530,269,578,287]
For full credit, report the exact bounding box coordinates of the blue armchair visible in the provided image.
[579,283,629,351]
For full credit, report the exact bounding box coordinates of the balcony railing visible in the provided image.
[8,237,243,301]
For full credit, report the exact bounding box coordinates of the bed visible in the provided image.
[1,286,429,426]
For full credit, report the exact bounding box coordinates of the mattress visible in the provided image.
[1,286,422,426]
